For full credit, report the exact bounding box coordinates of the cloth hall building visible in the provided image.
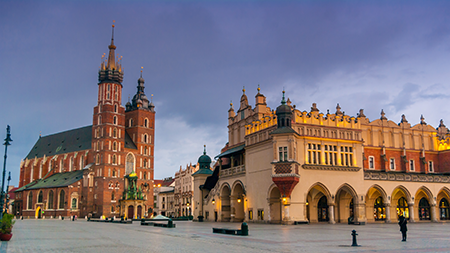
[15,26,155,219]
[193,88,450,224]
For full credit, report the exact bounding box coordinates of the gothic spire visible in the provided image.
[107,22,117,70]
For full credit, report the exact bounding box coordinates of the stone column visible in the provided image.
[328,204,336,224]
[408,202,415,222]
[431,203,438,222]
[385,203,391,223]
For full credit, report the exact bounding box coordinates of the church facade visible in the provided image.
[195,87,450,224]
[15,26,155,219]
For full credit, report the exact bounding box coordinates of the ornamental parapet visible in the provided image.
[364,171,450,183]
[272,161,300,175]
[302,164,361,172]
[220,165,246,178]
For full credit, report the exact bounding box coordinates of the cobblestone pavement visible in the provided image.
[3,219,450,253]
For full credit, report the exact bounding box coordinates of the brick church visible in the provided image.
[15,25,155,219]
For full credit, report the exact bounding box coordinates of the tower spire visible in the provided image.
[107,21,116,70]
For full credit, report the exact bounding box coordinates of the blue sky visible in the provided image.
[2,0,450,187]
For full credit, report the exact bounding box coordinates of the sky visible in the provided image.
[2,0,450,187]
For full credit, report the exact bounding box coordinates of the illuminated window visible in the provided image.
[340,146,353,166]
[257,209,264,220]
[307,143,321,164]
[325,145,338,165]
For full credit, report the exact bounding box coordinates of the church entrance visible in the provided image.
[128,205,134,219]
[35,206,42,219]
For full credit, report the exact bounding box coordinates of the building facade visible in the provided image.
[195,87,450,224]
[15,25,155,219]
[153,177,175,217]
[174,163,201,217]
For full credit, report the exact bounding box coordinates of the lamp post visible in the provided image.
[1,125,12,220]
[5,172,10,214]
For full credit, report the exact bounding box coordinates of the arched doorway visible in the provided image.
[221,185,231,222]
[374,196,386,221]
[306,183,331,223]
[335,184,356,223]
[128,205,134,219]
[137,205,142,218]
[317,196,329,222]
[232,183,245,222]
[418,197,430,220]
[439,198,450,220]
[269,186,281,224]
[397,197,409,219]
[35,206,42,219]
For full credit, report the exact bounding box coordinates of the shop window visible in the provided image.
[248,209,253,220]
[374,196,386,220]
[257,209,264,220]
[440,198,450,220]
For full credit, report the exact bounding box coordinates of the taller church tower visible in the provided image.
[91,23,127,216]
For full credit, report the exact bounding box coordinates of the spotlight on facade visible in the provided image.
[212,198,215,204]
[237,198,242,203]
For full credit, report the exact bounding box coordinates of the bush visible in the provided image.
[1,214,15,234]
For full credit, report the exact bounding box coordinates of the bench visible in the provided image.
[212,222,248,236]
[141,219,176,228]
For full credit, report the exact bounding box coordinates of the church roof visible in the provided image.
[25,126,92,159]
[15,169,87,192]
[124,131,137,149]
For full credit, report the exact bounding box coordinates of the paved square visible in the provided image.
[3,219,450,252]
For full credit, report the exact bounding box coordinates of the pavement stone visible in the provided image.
[3,219,450,253]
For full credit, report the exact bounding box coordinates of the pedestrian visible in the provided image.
[398,214,407,241]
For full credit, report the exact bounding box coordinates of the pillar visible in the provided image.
[408,202,415,222]
[328,204,335,224]
[431,203,438,222]
[385,203,391,223]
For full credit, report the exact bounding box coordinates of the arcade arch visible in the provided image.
[306,183,332,223]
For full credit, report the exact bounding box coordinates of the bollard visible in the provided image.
[351,230,358,246]
[241,222,249,236]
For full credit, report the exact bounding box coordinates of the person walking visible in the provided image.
[398,214,408,241]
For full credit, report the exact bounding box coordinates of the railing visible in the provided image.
[220,165,246,177]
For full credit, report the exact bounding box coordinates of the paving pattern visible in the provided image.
[3,219,450,252]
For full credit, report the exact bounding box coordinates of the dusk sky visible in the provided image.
[2,1,450,187]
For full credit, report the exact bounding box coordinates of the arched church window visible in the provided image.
[144,118,148,127]
[113,141,117,151]
[113,128,117,138]
[37,190,43,203]
[59,190,65,209]
[48,190,54,209]
[112,155,117,165]
[98,115,102,125]
[113,116,117,125]
[28,192,33,209]
[111,191,115,201]
[129,118,133,127]
[114,104,118,113]
[144,134,148,143]
[126,153,135,175]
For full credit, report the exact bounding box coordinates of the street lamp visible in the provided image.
[1,125,12,220]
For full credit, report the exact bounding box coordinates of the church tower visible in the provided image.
[124,69,155,182]
[91,23,127,216]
